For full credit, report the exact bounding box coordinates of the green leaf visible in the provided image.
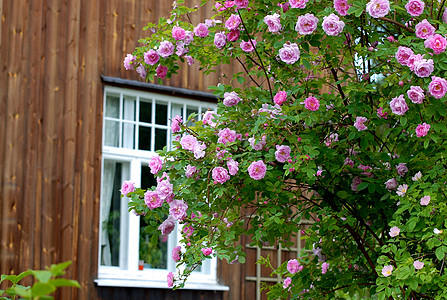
[31,270,52,283]
[436,247,445,260]
[356,182,369,191]
[48,278,81,288]
[31,282,56,297]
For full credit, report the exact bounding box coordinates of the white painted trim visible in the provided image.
[94,278,229,291]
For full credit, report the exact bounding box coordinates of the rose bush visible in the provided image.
[123,0,447,298]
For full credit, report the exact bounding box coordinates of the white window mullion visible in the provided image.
[119,93,123,148]
[135,96,140,150]
[151,98,156,152]
[127,159,141,272]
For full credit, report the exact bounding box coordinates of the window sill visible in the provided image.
[94,278,229,291]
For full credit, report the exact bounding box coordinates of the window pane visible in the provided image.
[104,120,119,147]
[155,101,168,125]
[171,103,183,119]
[186,106,198,126]
[105,93,120,118]
[101,161,123,266]
[155,128,167,151]
[138,126,151,151]
[123,95,136,121]
[122,123,135,149]
[139,99,152,124]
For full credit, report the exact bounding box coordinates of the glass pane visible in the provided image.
[139,217,168,269]
[123,95,136,121]
[105,93,120,118]
[141,165,157,190]
[171,103,183,120]
[138,126,151,151]
[104,120,119,147]
[101,162,123,266]
[155,128,167,150]
[122,123,135,149]
[155,101,168,125]
[186,106,198,126]
[139,99,152,124]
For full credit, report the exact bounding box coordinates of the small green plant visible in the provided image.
[0,261,80,300]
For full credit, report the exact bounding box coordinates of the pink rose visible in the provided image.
[304,96,320,111]
[322,13,345,36]
[193,23,209,38]
[334,0,351,16]
[185,55,194,65]
[225,14,241,31]
[322,262,330,274]
[420,195,430,205]
[413,58,434,78]
[156,65,168,79]
[279,42,300,64]
[428,76,447,99]
[407,54,422,71]
[227,159,239,176]
[144,49,160,65]
[157,40,175,58]
[171,115,183,133]
[287,259,303,273]
[212,167,230,184]
[240,39,257,53]
[184,31,194,45]
[201,247,213,256]
[149,155,163,174]
[235,0,249,8]
[227,29,240,42]
[249,135,266,151]
[405,0,425,17]
[407,86,425,104]
[354,116,368,131]
[169,200,188,220]
[223,91,241,106]
[382,265,393,277]
[424,34,447,54]
[203,111,217,127]
[120,180,135,195]
[167,272,174,288]
[377,107,388,119]
[389,94,408,115]
[185,165,197,178]
[193,142,206,159]
[144,191,163,209]
[158,215,176,235]
[123,54,136,70]
[283,277,292,289]
[385,178,398,190]
[395,46,414,66]
[389,226,400,237]
[156,179,173,201]
[414,261,424,270]
[136,65,146,79]
[264,13,282,33]
[351,176,362,192]
[180,134,198,151]
[275,145,291,163]
[274,91,287,105]
[416,123,430,137]
[218,128,237,145]
[415,19,435,39]
[396,163,408,176]
[444,9,447,23]
[295,13,319,35]
[248,160,267,180]
[172,246,181,262]
[366,0,390,18]
[172,26,186,40]
[289,0,309,8]
[214,32,227,49]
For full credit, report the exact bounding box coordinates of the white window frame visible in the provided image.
[96,86,227,291]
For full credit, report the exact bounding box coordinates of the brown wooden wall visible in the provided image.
[0,0,253,299]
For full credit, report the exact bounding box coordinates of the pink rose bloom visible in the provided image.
[289,0,309,8]
[240,39,257,53]
[249,135,266,150]
[389,226,400,237]
[214,32,227,49]
[149,155,163,174]
[180,134,198,151]
[407,86,425,104]
[144,191,163,209]
[287,259,302,273]
[175,42,188,57]
[172,26,186,40]
[227,159,239,176]
[283,277,292,289]
[201,247,213,256]
[405,0,425,16]
[415,19,435,39]
[354,116,368,131]
[218,128,237,145]
[413,58,434,78]
[169,200,188,220]
[428,76,447,99]
[167,272,174,288]
[158,215,176,235]
[295,13,319,35]
[377,107,388,119]
[223,91,241,106]
[184,31,194,45]
[185,165,197,178]
[396,184,408,196]
[395,46,414,66]
[444,9,447,23]
[225,14,241,31]
[425,34,447,54]
[390,95,408,115]
[157,40,175,58]
[193,23,209,38]
[185,55,194,65]
[382,265,393,277]
[322,262,330,274]
[235,0,249,8]
[171,115,183,133]
[366,0,390,18]
[416,123,430,137]
[396,163,408,176]
[420,195,430,205]
[248,160,267,180]
[156,65,168,79]
[144,49,160,65]
[279,42,300,64]
[172,246,181,262]
[121,180,135,195]
[407,54,422,71]
[264,13,282,33]
[156,179,174,201]
[414,261,424,270]
[212,167,230,184]
[227,29,240,42]
[351,176,362,192]
[304,96,320,111]
[322,13,345,36]
[123,54,136,70]
[193,142,207,159]
[275,145,291,163]
[385,178,398,190]
[334,0,351,16]
[274,91,287,105]
[136,65,146,79]
[203,111,217,127]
